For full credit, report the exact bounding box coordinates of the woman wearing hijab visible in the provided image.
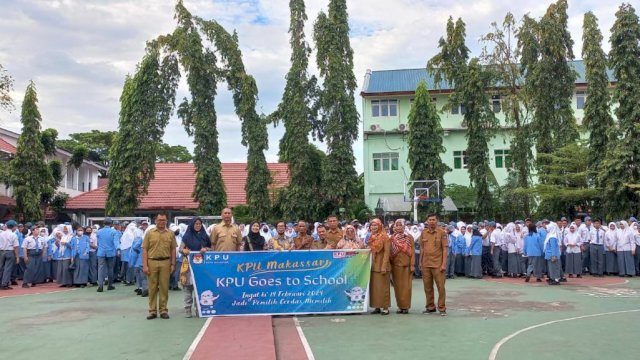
[55,229,74,287]
[467,226,483,279]
[454,225,466,276]
[180,217,212,317]
[244,222,266,251]
[523,223,543,282]
[604,222,619,275]
[463,225,473,276]
[368,218,391,315]
[544,223,562,285]
[616,221,636,277]
[86,226,98,285]
[564,224,583,278]
[390,219,414,314]
[260,224,273,244]
[131,227,147,297]
[335,225,365,249]
[505,223,519,278]
[71,225,91,287]
[119,223,137,286]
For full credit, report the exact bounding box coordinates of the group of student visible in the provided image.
[436,216,640,285]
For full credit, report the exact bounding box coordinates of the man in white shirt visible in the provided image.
[489,222,503,278]
[579,216,592,273]
[0,220,20,290]
[589,219,606,277]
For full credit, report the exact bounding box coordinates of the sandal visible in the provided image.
[381,309,390,316]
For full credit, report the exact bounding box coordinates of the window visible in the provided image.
[494,149,512,168]
[453,151,468,169]
[576,91,586,110]
[371,99,398,117]
[451,103,466,115]
[492,95,501,113]
[373,152,399,172]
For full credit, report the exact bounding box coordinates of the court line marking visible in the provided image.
[488,309,640,360]
[0,288,77,299]
[183,317,212,360]
[294,316,316,360]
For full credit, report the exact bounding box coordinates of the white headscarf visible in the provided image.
[544,222,558,249]
[120,222,137,250]
[464,225,472,246]
[261,224,272,242]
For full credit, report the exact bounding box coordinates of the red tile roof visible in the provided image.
[0,138,16,155]
[66,162,290,211]
[0,195,16,206]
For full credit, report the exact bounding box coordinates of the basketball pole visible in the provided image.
[413,196,418,224]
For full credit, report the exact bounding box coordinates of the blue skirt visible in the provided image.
[73,258,89,284]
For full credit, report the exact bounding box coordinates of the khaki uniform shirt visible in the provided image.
[142,228,177,259]
[420,227,448,268]
[294,235,313,250]
[211,222,242,251]
[311,238,328,250]
[325,228,343,248]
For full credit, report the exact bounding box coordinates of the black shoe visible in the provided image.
[370,308,381,314]
[22,284,29,288]
[11,281,18,286]
[576,274,582,278]
[135,289,142,295]
[31,284,36,287]
[141,290,149,297]
[536,278,542,282]
[97,286,103,292]
[147,314,157,320]
[422,309,437,314]
[107,286,115,291]
[160,313,170,319]
[0,286,10,290]
[525,275,531,282]
[560,278,567,282]
[125,283,134,286]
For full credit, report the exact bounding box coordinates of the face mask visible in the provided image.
[77,231,84,236]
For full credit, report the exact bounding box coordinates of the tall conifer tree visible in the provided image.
[313,0,359,210]
[407,80,450,213]
[9,82,56,221]
[600,3,640,217]
[270,0,320,220]
[582,11,614,190]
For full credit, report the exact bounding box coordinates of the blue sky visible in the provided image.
[0,0,619,172]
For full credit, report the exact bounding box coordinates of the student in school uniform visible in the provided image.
[86,226,98,285]
[523,223,544,283]
[616,221,636,277]
[454,225,466,277]
[54,229,74,287]
[468,226,483,279]
[130,229,147,297]
[22,227,42,288]
[544,223,562,285]
[589,219,606,277]
[505,223,520,277]
[464,224,473,277]
[71,226,91,288]
[564,224,583,278]
[489,222,503,278]
[446,226,456,279]
[604,222,619,275]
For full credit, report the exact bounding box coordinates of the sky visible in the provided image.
[0,0,620,173]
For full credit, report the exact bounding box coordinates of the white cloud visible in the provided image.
[0,0,621,173]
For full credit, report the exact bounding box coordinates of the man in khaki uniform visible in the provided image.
[420,213,448,316]
[312,225,329,249]
[210,208,242,251]
[325,215,343,249]
[143,213,177,320]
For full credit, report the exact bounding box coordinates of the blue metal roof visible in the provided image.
[361,60,616,95]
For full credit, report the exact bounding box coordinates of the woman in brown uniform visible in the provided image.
[368,218,391,315]
[390,219,414,314]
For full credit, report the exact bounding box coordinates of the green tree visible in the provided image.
[428,18,496,218]
[196,13,273,220]
[40,128,58,156]
[0,64,14,113]
[156,143,192,163]
[268,0,321,220]
[600,3,640,218]
[528,142,599,219]
[57,130,117,170]
[582,12,614,192]
[8,81,56,221]
[407,80,450,214]
[313,0,359,211]
[481,13,533,217]
[106,48,180,216]
[519,0,578,161]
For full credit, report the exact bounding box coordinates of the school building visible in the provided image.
[360,60,614,215]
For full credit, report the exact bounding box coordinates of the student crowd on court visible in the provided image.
[1,213,639,318]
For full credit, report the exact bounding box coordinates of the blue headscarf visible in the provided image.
[181,217,211,251]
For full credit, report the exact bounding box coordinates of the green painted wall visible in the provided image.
[362,92,592,211]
